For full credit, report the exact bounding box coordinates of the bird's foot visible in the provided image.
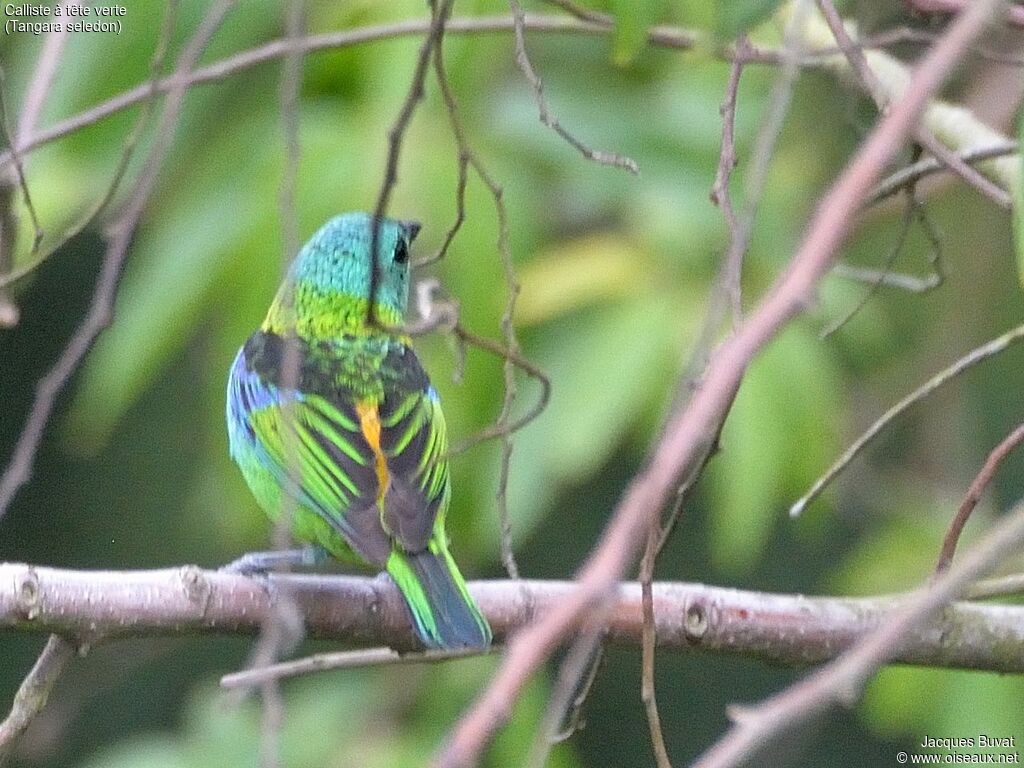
[220,546,328,575]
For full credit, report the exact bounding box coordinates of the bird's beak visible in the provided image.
[400,220,422,242]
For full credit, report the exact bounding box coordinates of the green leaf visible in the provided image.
[715,0,786,40]
[611,0,658,65]
[829,512,950,596]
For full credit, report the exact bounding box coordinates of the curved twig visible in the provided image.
[791,321,1024,517]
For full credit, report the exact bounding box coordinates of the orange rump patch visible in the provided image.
[355,401,389,502]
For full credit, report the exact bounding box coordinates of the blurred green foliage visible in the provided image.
[2,1,1024,766]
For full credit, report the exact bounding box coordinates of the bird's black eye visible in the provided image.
[394,239,409,264]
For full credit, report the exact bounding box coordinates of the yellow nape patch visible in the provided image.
[356,401,389,501]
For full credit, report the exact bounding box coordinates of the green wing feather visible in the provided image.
[245,392,392,566]
[377,384,450,552]
[234,330,490,648]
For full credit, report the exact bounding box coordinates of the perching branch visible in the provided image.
[1,564,1023,673]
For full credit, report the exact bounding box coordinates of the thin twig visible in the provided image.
[865,142,1019,207]
[431,15,526,577]
[968,573,1024,600]
[550,639,603,742]
[682,3,810,395]
[0,14,985,184]
[445,323,551,456]
[367,0,453,326]
[640,522,673,768]
[0,635,76,765]
[435,2,1003,763]
[791,321,1024,517]
[397,285,551,461]
[248,3,308,765]
[222,646,488,689]
[908,0,1024,28]
[0,0,78,326]
[633,28,798,755]
[0,0,236,523]
[0,0,182,291]
[15,7,77,142]
[0,80,43,256]
[541,0,606,24]
[935,421,1024,574]
[525,621,607,768]
[816,0,1012,209]
[820,192,920,338]
[709,37,748,328]
[692,497,1024,768]
[639,429,725,767]
[508,0,638,173]
[830,262,942,292]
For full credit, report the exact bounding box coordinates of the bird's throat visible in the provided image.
[262,281,405,339]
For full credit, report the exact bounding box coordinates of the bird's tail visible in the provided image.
[386,542,492,650]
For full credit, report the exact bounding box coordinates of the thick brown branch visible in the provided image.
[0,564,1023,673]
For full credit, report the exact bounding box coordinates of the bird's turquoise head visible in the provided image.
[264,212,420,336]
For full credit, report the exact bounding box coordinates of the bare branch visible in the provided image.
[2,565,1023,673]
[793,2,1019,196]
[0,14,688,181]
[0,0,182,293]
[14,1,78,142]
[686,2,811,393]
[0,0,78,327]
[3,13,1000,186]
[367,0,453,326]
[830,262,941,292]
[640,522,673,768]
[865,142,1019,207]
[222,646,487,689]
[431,17,527,578]
[969,573,1024,600]
[526,622,606,768]
[708,38,748,329]
[908,0,1024,28]
[820,192,933,338]
[0,80,43,258]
